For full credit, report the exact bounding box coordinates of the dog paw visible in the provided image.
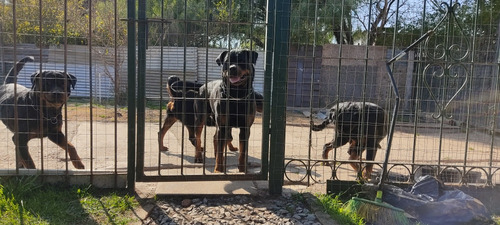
[159,146,169,152]
[238,165,246,172]
[194,157,204,163]
[362,171,372,180]
[214,166,225,173]
[72,161,85,169]
[20,161,36,169]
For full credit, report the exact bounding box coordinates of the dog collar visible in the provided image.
[222,85,255,100]
[31,105,62,125]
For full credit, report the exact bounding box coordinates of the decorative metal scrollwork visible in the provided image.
[422,1,471,120]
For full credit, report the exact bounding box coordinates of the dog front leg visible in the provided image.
[13,135,36,169]
[227,130,238,152]
[194,123,204,163]
[238,127,250,172]
[348,140,362,177]
[214,126,229,173]
[322,136,349,159]
[159,116,177,152]
[48,132,84,169]
[363,138,378,180]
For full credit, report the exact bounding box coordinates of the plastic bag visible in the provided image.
[382,175,493,225]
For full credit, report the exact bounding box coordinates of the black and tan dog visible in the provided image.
[0,56,84,169]
[159,76,237,152]
[194,50,259,172]
[311,102,387,179]
[159,75,263,155]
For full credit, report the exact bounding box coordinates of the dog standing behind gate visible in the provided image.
[194,50,259,173]
[311,102,387,179]
[158,76,263,153]
[0,56,84,169]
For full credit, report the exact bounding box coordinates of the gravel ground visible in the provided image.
[143,193,325,225]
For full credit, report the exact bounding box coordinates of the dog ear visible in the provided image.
[30,72,41,90]
[66,73,77,89]
[216,51,229,66]
[248,51,258,64]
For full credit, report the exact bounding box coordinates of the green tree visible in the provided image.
[290,0,359,45]
[146,0,266,49]
[0,0,87,46]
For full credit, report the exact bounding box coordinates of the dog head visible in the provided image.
[216,50,258,87]
[31,71,77,107]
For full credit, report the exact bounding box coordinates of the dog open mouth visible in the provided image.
[229,74,245,84]
[228,71,251,86]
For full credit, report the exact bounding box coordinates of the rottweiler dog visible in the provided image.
[0,56,84,169]
[159,75,263,155]
[159,76,237,152]
[312,102,387,179]
[194,50,259,172]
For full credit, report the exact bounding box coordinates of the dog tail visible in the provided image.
[4,56,35,84]
[311,119,331,131]
[166,75,202,98]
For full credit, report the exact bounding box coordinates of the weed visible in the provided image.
[316,194,365,225]
[0,176,42,201]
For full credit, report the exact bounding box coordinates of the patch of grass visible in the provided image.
[0,176,139,225]
[493,215,500,224]
[316,194,365,225]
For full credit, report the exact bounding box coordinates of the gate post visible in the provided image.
[268,0,291,195]
[126,0,136,191]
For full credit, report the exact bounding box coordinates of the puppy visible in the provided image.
[312,102,387,179]
[0,56,84,169]
[194,50,259,172]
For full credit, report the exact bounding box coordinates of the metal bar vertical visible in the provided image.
[269,0,291,195]
[136,0,147,180]
[127,0,137,190]
[411,0,428,180]
[203,0,210,175]
[0,22,4,76]
[463,1,480,181]
[305,0,320,187]
[333,0,346,164]
[180,0,187,175]
[38,0,45,174]
[157,0,165,177]
[489,15,500,185]
[63,0,69,177]
[261,0,275,180]
[89,0,95,184]
[113,0,119,188]
[12,0,19,175]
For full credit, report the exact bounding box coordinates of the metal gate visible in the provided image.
[127,0,289,191]
[282,0,500,187]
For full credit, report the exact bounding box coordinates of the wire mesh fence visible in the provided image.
[284,0,500,187]
[0,0,499,190]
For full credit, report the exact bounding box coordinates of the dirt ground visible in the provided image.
[0,103,499,186]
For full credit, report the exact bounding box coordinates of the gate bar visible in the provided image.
[126,0,137,191]
[136,0,147,181]
[269,0,291,195]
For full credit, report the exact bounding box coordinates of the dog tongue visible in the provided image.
[229,76,241,84]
